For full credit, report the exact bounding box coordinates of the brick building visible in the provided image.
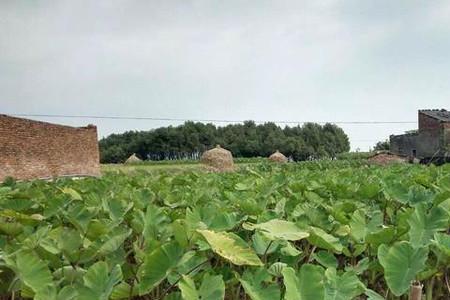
[390,109,450,162]
[0,115,100,181]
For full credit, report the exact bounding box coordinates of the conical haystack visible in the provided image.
[269,150,288,163]
[125,153,142,164]
[200,145,235,172]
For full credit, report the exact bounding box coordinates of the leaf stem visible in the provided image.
[445,270,450,295]
[306,246,317,263]
[262,240,274,263]
[157,259,208,300]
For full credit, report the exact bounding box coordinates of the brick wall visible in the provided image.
[0,115,100,181]
[443,122,450,151]
[418,113,441,132]
[417,112,442,157]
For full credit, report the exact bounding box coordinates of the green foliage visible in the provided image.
[243,219,309,241]
[15,251,56,300]
[324,268,366,300]
[307,227,343,253]
[407,203,448,247]
[138,241,184,295]
[78,262,122,300]
[378,242,429,296]
[178,274,225,300]
[240,269,281,300]
[282,265,325,300]
[373,139,390,151]
[1,161,450,299]
[99,121,350,162]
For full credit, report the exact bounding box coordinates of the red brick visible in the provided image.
[418,113,440,132]
[0,115,100,181]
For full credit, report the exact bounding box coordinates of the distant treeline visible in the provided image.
[99,121,350,163]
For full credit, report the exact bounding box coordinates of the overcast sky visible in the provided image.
[1,1,450,150]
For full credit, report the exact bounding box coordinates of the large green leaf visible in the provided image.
[56,227,82,261]
[243,219,309,241]
[407,203,448,248]
[35,285,58,300]
[378,241,428,296]
[110,282,139,300]
[312,251,337,269]
[57,286,78,300]
[384,182,409,204]
[349,209,366,242]
[102,197,133,223]
[282,264,325,300]
[240,269,280,300]
[138,241,184,295]
[143,204,168,242]
[407,185,435,205]
[78,262,122,300]
[179,275,199,300]
[65,203,96,233]
[251,232,280,255]
[324,268,365,300]
[240,279,280,300]
[364,289,385,300]
[15,251,56,299]
[178,274,225,300]
[307,227,343,253]
[98,228,132,255]
[0,220,23,236]
[437,175,450,191]
[366,226,395,247]
[197,230,263,266]
[198,274,225,300]
[432,232,450,257]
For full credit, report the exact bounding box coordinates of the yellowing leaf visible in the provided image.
[197,230,262,266]
[61,187,82,200]
[243,219,309,241]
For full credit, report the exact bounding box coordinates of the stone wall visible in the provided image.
[0,115,100,181]
[390,133,418,157]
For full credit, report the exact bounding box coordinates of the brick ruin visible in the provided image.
[390,109,450,161]
[0,115,100,181]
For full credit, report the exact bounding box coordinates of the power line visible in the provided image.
[7,113,417,125]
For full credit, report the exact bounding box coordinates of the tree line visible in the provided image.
[99,121,350,163]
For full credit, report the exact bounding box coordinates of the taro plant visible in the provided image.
[0,161,449,299]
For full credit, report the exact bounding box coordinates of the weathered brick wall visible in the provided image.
[0,115,100,181]
[390,133,418,157]
[443,122,450,152]
[418,113,441,132]
[417,112,441,157]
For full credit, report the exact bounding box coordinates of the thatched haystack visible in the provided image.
[368,151,407,165]
[125,153,142,164]
[200,145,235,172]
[269,150,288,163]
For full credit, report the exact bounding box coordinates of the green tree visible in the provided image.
[373,140,390,151]
[98,121,351,163]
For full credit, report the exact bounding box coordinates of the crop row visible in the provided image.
[0,161,449,299]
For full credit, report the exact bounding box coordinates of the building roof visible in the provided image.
[419,109,450,122]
